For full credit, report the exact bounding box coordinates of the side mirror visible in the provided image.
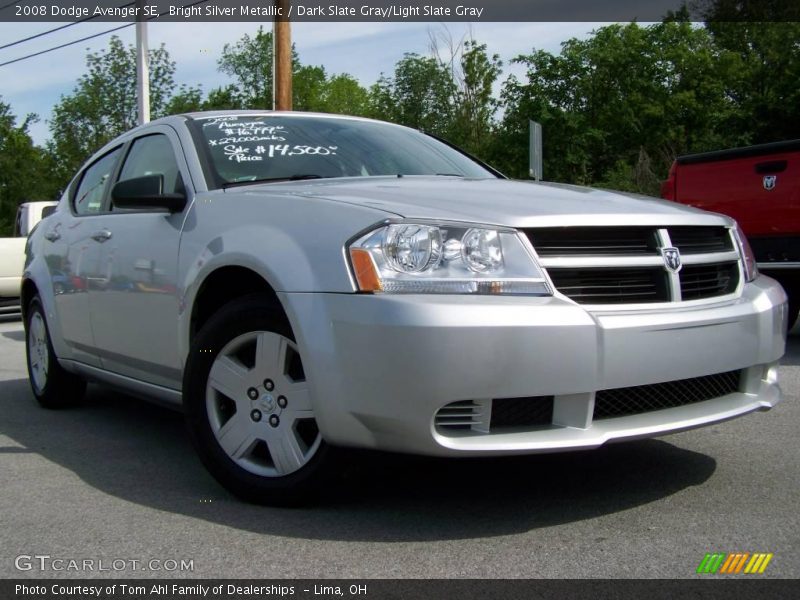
[112,174,186,213]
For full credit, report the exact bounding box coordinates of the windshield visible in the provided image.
[194,114,497,187]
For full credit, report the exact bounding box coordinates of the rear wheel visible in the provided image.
[184,294,334,505]
[25,295,86,408]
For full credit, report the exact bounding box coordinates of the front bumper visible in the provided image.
[280,275,787,456]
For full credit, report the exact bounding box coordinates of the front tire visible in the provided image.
[25,295,86,408]
[183,294,334,505]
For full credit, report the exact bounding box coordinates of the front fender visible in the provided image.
[177,192,392,363]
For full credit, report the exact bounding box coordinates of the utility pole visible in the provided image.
[273,0,292,111]
[135,0,150,125]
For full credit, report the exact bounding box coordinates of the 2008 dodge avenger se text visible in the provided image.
[22,111,787,504]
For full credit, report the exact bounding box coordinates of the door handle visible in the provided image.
[91,230,113,243]
[44,230,61,242]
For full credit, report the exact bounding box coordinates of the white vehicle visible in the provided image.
[0,202,57,313]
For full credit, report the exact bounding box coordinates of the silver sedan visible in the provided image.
[22,111,787,504]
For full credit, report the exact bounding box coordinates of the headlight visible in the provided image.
[348,221,551,295]
[732,224,758,282]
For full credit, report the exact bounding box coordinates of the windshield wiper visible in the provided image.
[222,174,329,188]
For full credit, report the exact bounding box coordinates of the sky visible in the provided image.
[0,21,604,146]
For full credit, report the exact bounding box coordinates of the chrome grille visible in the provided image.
[680,262,739,301]
[593,370,742,420]
[528,227,657,257]
[668,226,734,254]
[527,226,741,305]
[547,267,669,304]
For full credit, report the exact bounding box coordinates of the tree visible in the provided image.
[218,27,372,116]
[164,84,204,114]
[48,36,177,188]
[0,100,57,235]
[293,65,327,112]
[218,26,278,109]
[701,0,800,142]
[371,33,502,162]
[495,22,738,192]
[320,74,371,116]
[450,40,503,157]
[369,53,456,135]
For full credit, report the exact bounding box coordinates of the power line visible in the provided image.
[0,1,20,12]
[0,0,209,69]
[0,23,134,67]
[0,2,136,51]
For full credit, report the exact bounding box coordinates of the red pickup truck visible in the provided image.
[662,140,799,331]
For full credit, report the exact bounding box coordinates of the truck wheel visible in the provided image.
[25,295,86,408]
[183,294,335,505]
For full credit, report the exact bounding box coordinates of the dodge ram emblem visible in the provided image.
[662,247,682,273]
[763,175,777,191]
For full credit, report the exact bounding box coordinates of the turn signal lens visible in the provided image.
[350,248,383,292]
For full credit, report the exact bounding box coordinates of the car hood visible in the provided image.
[229,176,730,228]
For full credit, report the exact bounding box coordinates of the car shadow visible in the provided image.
[781,328,800,366]
[1,329,25,342]
[0,377,718,542]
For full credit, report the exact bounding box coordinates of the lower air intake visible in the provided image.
[435,397,554,434]
[593,370,742,420]
[434,400,484,431]
[490,396,554,430]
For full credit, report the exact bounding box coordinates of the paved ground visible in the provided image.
[0,314,798,579]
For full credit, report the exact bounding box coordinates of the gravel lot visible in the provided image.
[0,314,797,579]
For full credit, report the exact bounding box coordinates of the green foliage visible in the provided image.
[203,85,244,111]
[293,65,328,112]
[48,36,177,189]
[369,53,457,135]
[450,41,503,157]
[704,21,800,142]
[369,33,504,163]
[216,26,371,116]
[320,74,371,116]
[0,100,58,235]
[31,13,800,203]
[164,84,204,114]
[218,25,285,109]
[495,21,751,191]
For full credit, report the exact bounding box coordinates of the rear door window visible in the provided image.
[73,147,122,215]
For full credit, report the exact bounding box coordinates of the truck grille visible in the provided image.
[526,226,741,305]
[593,370,742,420]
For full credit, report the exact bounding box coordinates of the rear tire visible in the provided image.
[25,295,86,408]
[183,294,336,505]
